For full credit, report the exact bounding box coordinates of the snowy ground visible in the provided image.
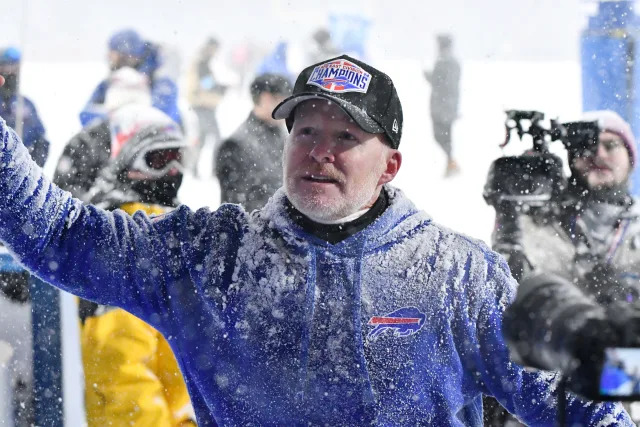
[16,59,582,424]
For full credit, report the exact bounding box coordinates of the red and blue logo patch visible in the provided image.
[307,59,372,94]
[367,307,426,341]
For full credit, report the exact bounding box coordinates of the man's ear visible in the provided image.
[378,150,402,186]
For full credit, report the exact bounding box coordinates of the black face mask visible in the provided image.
[0,73,17,100]
[130,174,183,207]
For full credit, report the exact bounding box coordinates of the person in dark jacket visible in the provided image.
[215,73,291,212]
[79,29,182,127]
[424,34,461,177]
[0,47,49,167]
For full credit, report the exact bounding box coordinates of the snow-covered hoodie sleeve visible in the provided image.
[472,252,632,426]
[0,117,201,329]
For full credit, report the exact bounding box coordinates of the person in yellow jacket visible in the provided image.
[63,104,195,426]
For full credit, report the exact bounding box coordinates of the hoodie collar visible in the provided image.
[260,186,431,254]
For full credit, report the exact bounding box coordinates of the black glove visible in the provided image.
[583,263,640,306]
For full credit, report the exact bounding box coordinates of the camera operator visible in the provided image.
[485,110,640,425]
[494,110,637,284]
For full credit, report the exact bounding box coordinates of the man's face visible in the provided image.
[284,100,401,222]
[108,50,140,71]
[108,50,123,71]
[572,131,631,189]
[203,43,218,58]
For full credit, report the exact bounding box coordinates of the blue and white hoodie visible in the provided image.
[0,119,631,426]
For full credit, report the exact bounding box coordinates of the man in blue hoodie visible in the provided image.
[0,56,633,426]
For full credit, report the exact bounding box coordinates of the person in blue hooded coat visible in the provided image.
[0,47,49,167]
[0,55,633,426]
[0,46,49,427]
[79,29,182,127]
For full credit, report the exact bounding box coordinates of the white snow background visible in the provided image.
[16,58,581,424]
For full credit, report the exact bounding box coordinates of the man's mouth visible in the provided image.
[590,163,612,172]
[303,174,339,184]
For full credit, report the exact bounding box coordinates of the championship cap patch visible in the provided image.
[307,58,372,94]
[367,307,426,341]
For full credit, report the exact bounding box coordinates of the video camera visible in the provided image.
[485,110,640,402]
[504,269,640,401]
[483,110,601,213]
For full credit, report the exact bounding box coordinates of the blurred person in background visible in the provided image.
[484,110,640,425]
[79,28,182,127]
[256,41,295,83]
[215,73,291,212]
[0,47,49,167]
[75,104,195,426]
[424,34,461,177]
[186,37,227,177]
[307,28,340,64]
[56,75,195,426]
[0,45,50,427]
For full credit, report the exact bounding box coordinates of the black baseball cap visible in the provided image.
[272,54,403,149]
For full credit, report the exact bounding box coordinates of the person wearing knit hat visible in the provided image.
[485,110,640,424]
[489,109,640,282]
[55,105,195,426]
[79,29,182,127]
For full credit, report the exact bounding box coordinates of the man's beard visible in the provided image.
[569,171,630,205]
[285,171,381,223]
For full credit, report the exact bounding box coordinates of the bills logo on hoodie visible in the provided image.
[367,307,426,341]
[307,59,372,94]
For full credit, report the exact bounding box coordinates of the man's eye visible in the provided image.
[338,132,357,141]
[602,140,622,151]
[298,128,315,136]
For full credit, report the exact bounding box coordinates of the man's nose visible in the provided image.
[309,137,336,163]
[596,142,609,158]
